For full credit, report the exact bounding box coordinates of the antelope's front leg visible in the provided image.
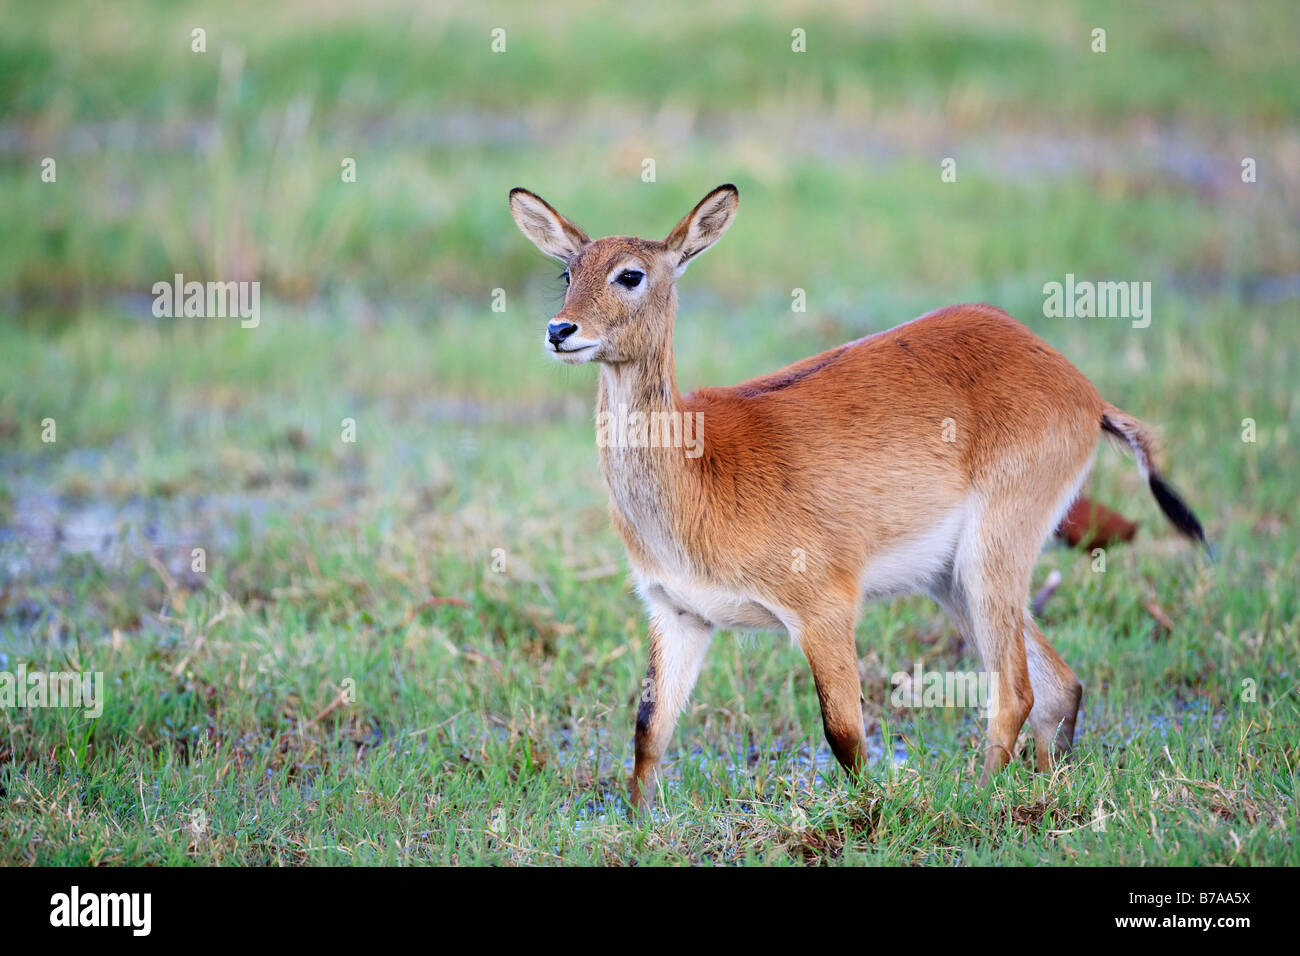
[630,611,713,811]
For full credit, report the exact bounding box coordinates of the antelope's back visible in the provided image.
[679,305,1105,541]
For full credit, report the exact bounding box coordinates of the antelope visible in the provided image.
[509,183,1208,810]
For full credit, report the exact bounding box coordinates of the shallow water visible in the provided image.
[0,476,266,584]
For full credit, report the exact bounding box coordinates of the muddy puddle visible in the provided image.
[0,470,270,588]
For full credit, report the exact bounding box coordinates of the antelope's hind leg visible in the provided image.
[1024,613,1083,770]
[946,521,1038,782]
[933,576,1081,775]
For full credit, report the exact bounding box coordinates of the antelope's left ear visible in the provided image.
[664,184,738,276]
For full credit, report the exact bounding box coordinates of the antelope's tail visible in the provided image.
[1100,405,1209,550]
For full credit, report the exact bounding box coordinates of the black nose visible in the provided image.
[548,321,578,347]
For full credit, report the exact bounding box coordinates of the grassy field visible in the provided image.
[1,0,1297,865]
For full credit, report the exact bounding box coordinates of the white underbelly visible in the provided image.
[639,575,787,633]
[632,505,970,635]
[858,505,966,599]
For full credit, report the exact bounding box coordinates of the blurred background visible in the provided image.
[0,1,1297,863]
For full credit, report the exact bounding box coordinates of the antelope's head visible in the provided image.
[508,184,738,365]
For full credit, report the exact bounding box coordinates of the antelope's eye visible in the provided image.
[616,270,644,289]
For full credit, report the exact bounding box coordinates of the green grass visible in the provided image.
[4,0,1297,121]
[1,0,1298,865]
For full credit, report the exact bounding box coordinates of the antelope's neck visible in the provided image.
[596,343,681,412]
[595,348,699,572]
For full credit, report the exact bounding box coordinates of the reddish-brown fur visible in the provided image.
[1057,498,1140,550]
[509,184,1204,811]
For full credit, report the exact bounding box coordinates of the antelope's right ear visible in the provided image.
[509,188,591,263]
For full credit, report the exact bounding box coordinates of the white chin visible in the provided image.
[549,342,599,364]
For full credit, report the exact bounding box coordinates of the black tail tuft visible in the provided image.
[1148,473,1209,551]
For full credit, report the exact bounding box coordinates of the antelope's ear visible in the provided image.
[664,184,739,276]
[509,188,591,263]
